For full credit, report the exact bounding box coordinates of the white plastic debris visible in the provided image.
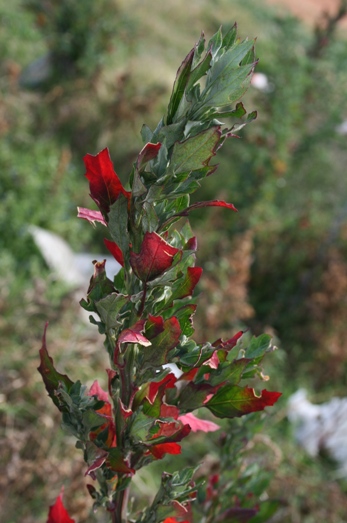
[29,225,121,289]
[336,120,347,135]
[288,389,347,477]
[251,72,273,92]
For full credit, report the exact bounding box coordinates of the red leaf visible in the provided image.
[162,518,190,523]
[178,413,220,433]
[147,373,177,403]
[179,200,238,214]
[130,232,181,282]
[160,403,180,419]
[203,351,220,369]
[84,148,131,215]
[119,320,151,346]
[154,420,191,441]
[47,489,75,523]
[88,380,109,402]
[104,238,124,266]
[171,267,203,301]
[137,142,162,169]
[85,450,108,478]
[77,207,107,226]
[213,331,244,351]
[149,442,181,459]
[87,382,117,448]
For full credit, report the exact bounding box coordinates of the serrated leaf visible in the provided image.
[206,385,282,418]
[167,47,195,125]
[171,126,221,174]
[129,410,156,443]
[208,26,223,59]
[186,50,212,91]
[172,304,196,337]
[202,358,251,387]
[94,293,128,332]
[38,324,74,411]
[203,40,255,107]
[245,334,272,359]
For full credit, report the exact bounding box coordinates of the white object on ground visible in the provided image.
[288,389,347,476]
[29,225,121,288]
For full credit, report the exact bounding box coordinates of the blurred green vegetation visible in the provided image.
[1,0,347,522]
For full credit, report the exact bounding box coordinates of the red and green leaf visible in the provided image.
[137,142,162,170]
[130,232,181,282]
[38,324,74,411]
[106,447,135,475]
[119,320,151,346]
[141,317,182,368]
[206,385,282,418]
[170,267,203,302]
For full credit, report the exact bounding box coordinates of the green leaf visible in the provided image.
[95,293,128,332]
[129,410,156,443]
[108,194,130,260]
[171,126,221,174]
[201,358,251,387]
[202,39,255,107]
[167,47,195,124]
[245,334,272,359]
[207,26,223,59]
[186,50,212,91]
[222,23,238,50]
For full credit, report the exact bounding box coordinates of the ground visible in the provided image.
[266,0,347,27]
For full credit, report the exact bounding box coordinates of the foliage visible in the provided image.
[193,2,347,387]
[23,0,119,82]
[39,27,281,522]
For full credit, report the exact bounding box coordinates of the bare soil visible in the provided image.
[265,0,347,27]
